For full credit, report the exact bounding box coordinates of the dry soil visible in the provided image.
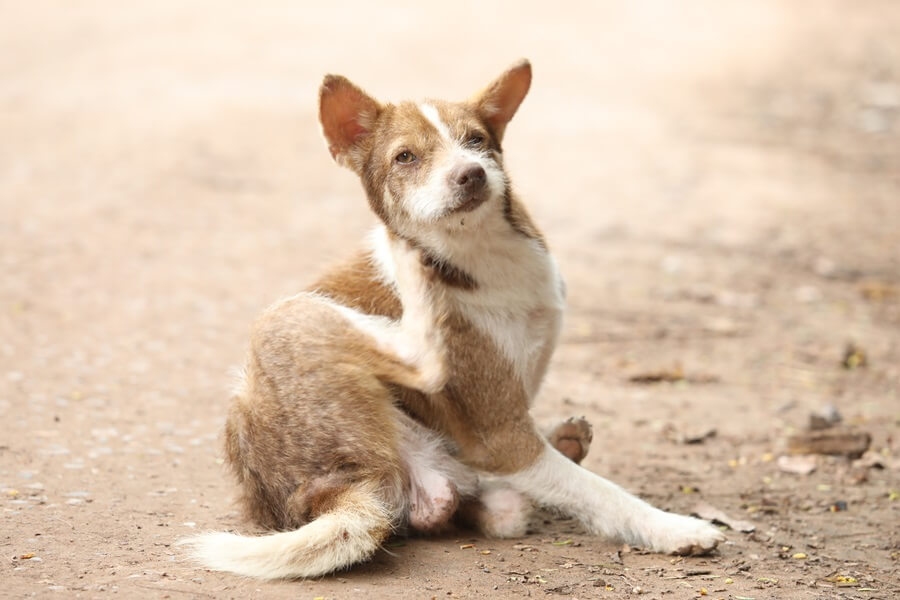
[2,2,899,599]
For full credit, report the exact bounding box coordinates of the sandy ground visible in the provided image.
[2,1,899,598]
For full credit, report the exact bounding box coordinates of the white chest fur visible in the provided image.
[370,220,565,400]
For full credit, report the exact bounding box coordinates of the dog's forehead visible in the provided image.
[421,100,481,133]
[385,100,481,140]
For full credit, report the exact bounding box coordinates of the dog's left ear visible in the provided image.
[471,59,532,144]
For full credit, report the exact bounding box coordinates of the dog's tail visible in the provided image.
[178,481,393,580]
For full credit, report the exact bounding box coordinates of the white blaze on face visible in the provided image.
[418,103,452,141]
[405,103,506,223]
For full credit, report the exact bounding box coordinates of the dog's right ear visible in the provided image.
[319,75,381,171]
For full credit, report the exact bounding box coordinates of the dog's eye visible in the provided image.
[466,134,485,147]
[395,151,416,164]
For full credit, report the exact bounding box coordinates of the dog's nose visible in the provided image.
[449,163,486,191]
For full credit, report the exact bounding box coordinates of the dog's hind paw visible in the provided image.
[547,416,593,464]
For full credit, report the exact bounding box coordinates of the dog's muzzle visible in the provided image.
[447,163,488,213]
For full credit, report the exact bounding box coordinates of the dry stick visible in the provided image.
[826,530,878,539]
[131,583,217,598]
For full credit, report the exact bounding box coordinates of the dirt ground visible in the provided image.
[2,1,899,598]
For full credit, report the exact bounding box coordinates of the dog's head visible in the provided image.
[318,60,531,237]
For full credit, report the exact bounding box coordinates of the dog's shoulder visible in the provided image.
[308,246,401,319]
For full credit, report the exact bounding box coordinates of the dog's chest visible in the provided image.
[450,242,565,399]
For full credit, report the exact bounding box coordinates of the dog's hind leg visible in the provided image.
[396,413,477,533]
[459,418,592,538]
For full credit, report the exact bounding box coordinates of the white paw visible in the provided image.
[417,345,448,394]
[409,469,458,532]
[642,511,726,556]
[478,486,531,538]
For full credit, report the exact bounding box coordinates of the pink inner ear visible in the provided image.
[478,62,532,138]
[320,75,380,160]
[340,118,368,146]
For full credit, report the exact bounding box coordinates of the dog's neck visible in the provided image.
[394,195,556,303]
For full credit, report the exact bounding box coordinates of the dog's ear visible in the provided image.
[472,59,532,144]
[319,75,381,171]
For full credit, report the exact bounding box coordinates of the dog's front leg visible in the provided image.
[499,442,726,555]
[318,235,447,394]
[384,235,449,393]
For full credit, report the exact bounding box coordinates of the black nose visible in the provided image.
[449,164,486,191]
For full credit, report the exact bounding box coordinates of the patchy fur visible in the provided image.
[181,60,724,580]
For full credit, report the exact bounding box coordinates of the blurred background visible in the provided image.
[2,1,898,597]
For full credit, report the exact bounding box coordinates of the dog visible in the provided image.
[180,59,725,580]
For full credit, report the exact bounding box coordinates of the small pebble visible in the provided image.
[794,285,822,303]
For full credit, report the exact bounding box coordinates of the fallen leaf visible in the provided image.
[512,544,536,552]
[682,428,717,445]
[787,429,871,458]
[691,501,756,532]
[629,366,719,385]
[859,281,898,302]
[842,343,867,369]
[629,367,685,384]
[776,454,817,475]
[853,450,900,471]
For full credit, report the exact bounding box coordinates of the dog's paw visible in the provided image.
[459,485,532,538]
[643,512,726,556]
[409,469,459,533]
[547,416,593,464]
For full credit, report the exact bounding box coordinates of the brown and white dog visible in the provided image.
[181,60,725,579]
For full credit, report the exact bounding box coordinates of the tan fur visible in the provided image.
[182,59,723,580]
[314,253,546,474]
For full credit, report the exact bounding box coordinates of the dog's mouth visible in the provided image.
[450,195,487,214]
